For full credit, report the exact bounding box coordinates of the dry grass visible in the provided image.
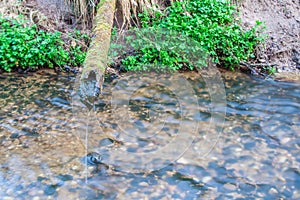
[63,0,167,30]
[0,0,36,21]
[0,0,52,27]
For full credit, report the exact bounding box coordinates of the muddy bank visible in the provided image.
[237,0,300,81]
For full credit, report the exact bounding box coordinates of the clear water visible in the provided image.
[0,70,299,199]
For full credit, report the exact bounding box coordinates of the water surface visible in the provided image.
[0,70,299,199]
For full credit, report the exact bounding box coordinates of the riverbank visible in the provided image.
[237,0,300,81]
[1,0,299,81]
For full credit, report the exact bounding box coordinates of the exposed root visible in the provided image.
[116,0,162,31]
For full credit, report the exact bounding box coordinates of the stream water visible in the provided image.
[0,69,299,199]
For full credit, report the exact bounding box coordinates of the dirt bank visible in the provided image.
[237,0,300,81]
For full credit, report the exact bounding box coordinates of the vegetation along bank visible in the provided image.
[0,0,299,81]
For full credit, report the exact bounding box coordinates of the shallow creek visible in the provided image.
[0,70,299,199]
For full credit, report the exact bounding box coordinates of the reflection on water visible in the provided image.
[0,70,299,199]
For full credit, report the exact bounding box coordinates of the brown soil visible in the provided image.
[237,0,300,81]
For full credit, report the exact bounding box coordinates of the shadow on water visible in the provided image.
[0,70,299,199]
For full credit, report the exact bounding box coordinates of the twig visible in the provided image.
[38,24,89,49]
[240,61,277,78]
[240,61,277,67]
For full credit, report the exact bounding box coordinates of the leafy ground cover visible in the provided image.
[0,16,87,72]
[111,0,266,72]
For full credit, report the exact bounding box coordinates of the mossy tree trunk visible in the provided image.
[81,0,116,93]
